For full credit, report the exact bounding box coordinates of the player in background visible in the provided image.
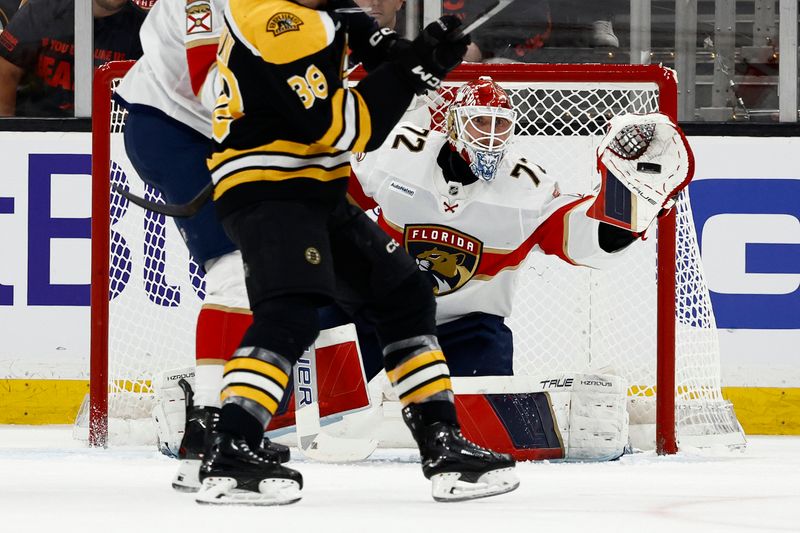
[0,0,145,116]
[337,76,694,459]
[113,0,292,493]
[354,0,403,29]
[199,0,516,505]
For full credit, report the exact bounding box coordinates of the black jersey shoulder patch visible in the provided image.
[266,12,303,36]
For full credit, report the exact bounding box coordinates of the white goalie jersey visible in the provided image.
[349,123,636,325]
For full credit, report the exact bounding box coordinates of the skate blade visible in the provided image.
[172,459,201,493]
[195,477,302,506]
[431,467,520,502]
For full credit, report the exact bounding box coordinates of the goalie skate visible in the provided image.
[403,406,519,502]
[172,405,219,492]
[195,433,302,506]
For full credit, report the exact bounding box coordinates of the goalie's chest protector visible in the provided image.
[362,131,558,324]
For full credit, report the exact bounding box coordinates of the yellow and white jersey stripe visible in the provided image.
[210,140,352,199]
[387,349,454,406]
[221,347,292,426]
[209,0,418,215]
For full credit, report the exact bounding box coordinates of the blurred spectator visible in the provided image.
[355,0,404,30]
[0,0,22,32]
[550,1,622,48]
[0,0,146,117]
[446,0,623,62]
[444,0,551,62]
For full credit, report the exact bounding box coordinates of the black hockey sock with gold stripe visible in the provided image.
[217,347,292,449]
[384,335,458,426]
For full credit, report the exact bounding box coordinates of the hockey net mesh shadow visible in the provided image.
[85,63,744,450]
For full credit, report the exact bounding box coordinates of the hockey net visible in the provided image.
[83,61,744,453]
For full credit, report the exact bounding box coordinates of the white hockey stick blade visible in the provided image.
[295,399,378,463]
[298,429,379,463]
[294,341,378,463]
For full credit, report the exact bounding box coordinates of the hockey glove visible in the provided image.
[331,0,400,71]
[587,112,695,234]
[393,16,471,94]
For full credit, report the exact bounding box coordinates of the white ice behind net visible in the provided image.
[85,73,743,449]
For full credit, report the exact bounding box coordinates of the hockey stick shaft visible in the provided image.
[294,330,378,462]
[112,181,213,218]
[448,0,515,40]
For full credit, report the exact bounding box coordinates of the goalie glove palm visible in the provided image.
[589,113,695,234]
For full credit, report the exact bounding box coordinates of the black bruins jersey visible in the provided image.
[209,0,417,218]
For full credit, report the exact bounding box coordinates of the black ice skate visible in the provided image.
[195,432,303,506]
[171,403,220,492]
[403,405,520,502]
[171,379,291,493]
[262,436,291,464]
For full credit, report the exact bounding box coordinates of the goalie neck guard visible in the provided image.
[447,76,517,182]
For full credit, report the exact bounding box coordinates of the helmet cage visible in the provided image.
[449,105,517,182]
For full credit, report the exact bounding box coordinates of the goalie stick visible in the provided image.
[294,328,379,462]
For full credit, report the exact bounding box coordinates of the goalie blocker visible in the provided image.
[259,325,629,462]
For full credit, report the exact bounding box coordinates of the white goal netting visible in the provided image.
[82,62,744,451]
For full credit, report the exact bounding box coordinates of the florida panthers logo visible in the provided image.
[266,12,303,36]
[405,224,482,296]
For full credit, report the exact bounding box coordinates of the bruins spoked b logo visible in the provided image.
[404,224,482,296]
[304,247,321,265]
[267,12,303,35]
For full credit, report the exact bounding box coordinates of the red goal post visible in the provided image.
[87,60,744,454]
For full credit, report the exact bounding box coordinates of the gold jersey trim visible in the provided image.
[213,164,351,198]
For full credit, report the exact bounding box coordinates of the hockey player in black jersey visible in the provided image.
[196,0,519,505]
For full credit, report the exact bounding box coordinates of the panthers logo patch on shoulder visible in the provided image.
[405,224,482,296]
[267,12,303,36]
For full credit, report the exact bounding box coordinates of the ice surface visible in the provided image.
[1,426,798,533]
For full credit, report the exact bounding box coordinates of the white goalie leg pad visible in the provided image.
[451,374,628,462]
[544,372,630,461]
[151,367,195,457]
[431,468,520,503]
[195,477,302,506]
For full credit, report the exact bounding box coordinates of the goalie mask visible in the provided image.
[447,76,516,182]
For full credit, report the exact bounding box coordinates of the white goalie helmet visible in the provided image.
[447,76,517,182]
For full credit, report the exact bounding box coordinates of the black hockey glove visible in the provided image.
[392,16,471,95]
[329,0,400,71]
[351,27,401,71]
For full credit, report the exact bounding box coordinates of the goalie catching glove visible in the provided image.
[588,112,695,234]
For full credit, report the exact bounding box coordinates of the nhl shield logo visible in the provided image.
[404,224,482,296]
